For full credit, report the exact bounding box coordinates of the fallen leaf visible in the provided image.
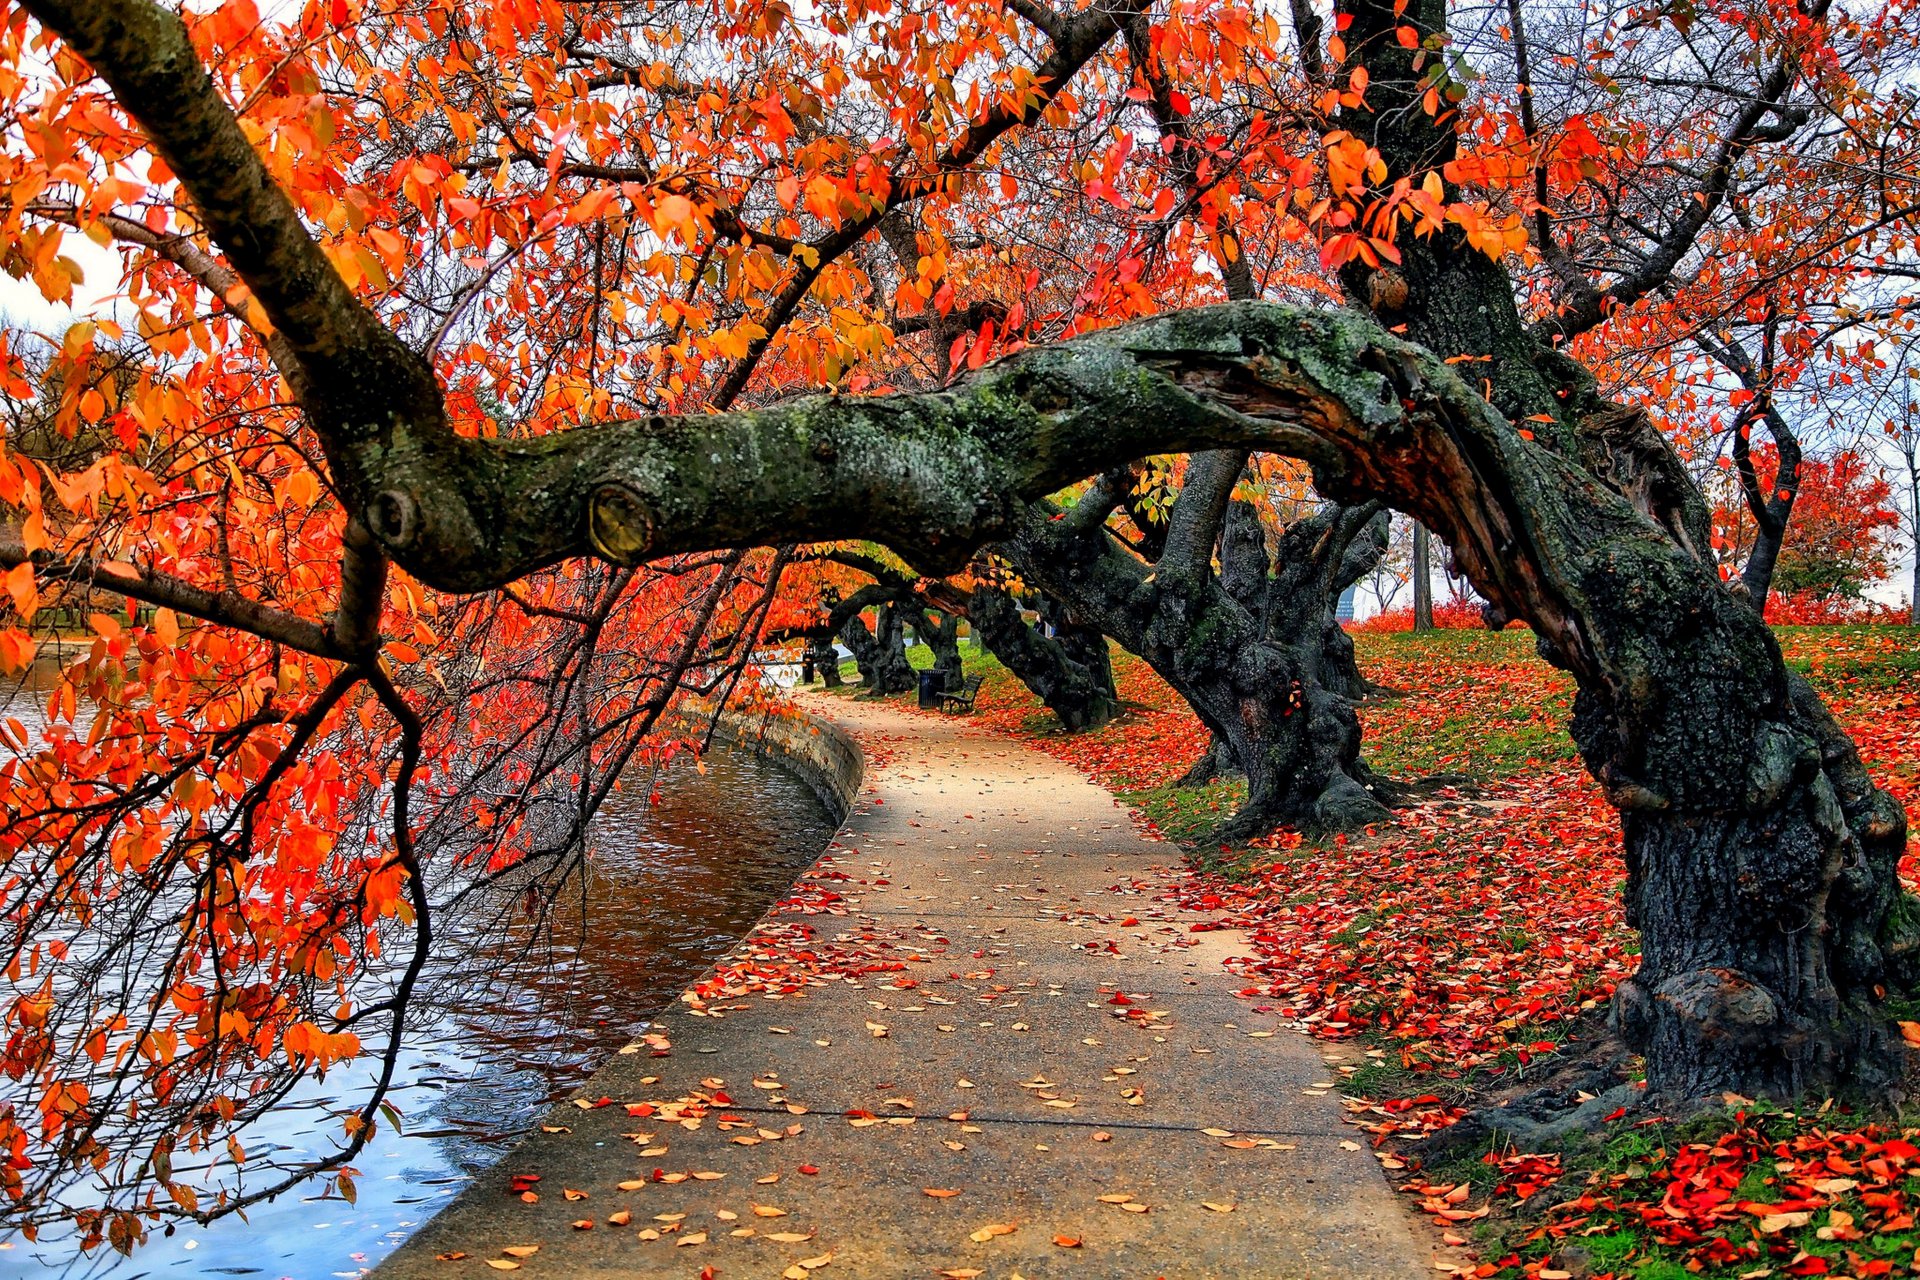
[969,1222,1017,1242]
[502,1246,540,1259]
[1053,1234,1082,1247]
[924,1188,962,1198]
[485,1263,520,1272]
[1203,1202,1235,1213]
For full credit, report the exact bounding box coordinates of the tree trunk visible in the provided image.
[1742,521,1786,608]
[1909,467,1918,624]
[909,605,965,689]
[1176,736,1237,787]
[803,633,843,688]
[1412,522,1434,630]
[968,585,1117,731]
[841,605,914,695]
[1032,592,1115,702]
[1001,492,1392,839]
[1559,577,1915,1099]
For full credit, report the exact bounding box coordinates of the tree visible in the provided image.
[1711,446,1901,605]
[966,577,1121,732]
[1411,522,1435,630]
[3,0,1918,1252]
[1892,396,1920,622]
[1000,460,1397,836]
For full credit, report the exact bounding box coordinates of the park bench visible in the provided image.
[936,674,985,714]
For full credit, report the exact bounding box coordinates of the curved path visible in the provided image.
[375,695,1437,1279]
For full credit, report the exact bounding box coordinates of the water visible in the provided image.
[0,658,838,1280]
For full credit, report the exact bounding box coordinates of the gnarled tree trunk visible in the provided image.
[805,633,843,688]
[906,603,965,690]
[968,584,1118,731]
[1001,458,1396,840]
[841,603,914,696]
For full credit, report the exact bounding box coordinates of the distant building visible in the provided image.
[1336,584,1357,622]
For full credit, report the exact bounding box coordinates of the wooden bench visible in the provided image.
[936,673,984,713]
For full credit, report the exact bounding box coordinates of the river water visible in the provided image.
[0,660,837,1280]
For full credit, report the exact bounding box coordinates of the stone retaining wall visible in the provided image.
[705,698,861,823]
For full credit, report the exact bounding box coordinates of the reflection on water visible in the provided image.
[0,658,837,1280]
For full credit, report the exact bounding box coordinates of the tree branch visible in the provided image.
[0,534,349,660]
[707,0,1146,405]
[27,201,304,379]
[1532,18,1823,345]
[1159,448,1249,576]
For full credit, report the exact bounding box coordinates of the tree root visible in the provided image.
[1409,1031,1642,1166]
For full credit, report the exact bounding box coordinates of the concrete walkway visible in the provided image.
[375,697,1437,1280]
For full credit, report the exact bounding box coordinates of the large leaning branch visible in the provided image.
[25,0,1704,699]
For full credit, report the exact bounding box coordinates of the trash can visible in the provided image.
[917,668,947,709]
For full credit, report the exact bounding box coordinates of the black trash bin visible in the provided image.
[917,668,947,709]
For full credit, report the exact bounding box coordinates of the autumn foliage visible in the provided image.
[1712,446,1902,604]
[0,0,1916,1256]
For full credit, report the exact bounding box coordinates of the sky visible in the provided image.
[0,233,128,334]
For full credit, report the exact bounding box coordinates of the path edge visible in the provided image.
[368,695,860,1278]
[706,696,863,825]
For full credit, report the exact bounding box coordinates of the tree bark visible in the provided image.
[1412,522,1434,631]
[1001,475,1394,839]
[967,585,1118,731]
[840,604,915,695]
[804,633,843,688]
[906,604,964,689]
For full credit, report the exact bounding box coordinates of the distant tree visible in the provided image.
[1871,363,1920,623]
[1712,446,1899,604]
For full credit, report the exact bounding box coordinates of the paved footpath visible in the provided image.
[376,696,1438,1280]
